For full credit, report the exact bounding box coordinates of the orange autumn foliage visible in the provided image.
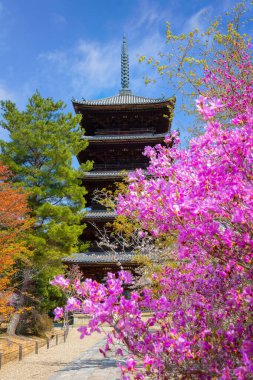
[0,162,31,322]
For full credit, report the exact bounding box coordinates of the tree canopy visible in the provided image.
[0,92,91,332]
[140,0,252,136]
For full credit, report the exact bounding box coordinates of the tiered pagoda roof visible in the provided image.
[64,36,175,277]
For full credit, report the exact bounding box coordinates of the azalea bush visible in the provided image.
[52,50,253,379]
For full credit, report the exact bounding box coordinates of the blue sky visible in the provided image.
[0,0,245,142]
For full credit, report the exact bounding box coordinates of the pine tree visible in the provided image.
[0,91,91,333]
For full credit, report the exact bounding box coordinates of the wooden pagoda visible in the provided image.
[63,36,175,281]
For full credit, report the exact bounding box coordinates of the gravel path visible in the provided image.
[0,328,115,380]
[49,339,122,380]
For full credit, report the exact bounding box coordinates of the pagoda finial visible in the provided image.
[120,35,131,95]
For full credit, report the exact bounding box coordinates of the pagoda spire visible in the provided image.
[120,35,132,95]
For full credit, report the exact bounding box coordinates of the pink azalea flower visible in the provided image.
[126,357,137,371]
[53,307,64,320]
[66,297,81,311]
[50,275,70,289]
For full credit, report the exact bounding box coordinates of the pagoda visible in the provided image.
[64,36,175,281]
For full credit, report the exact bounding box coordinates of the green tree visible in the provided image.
[0,91,91,334]
[140,1,252,136]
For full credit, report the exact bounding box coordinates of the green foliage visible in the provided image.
[0,91,92,311]
[18,311,54,337]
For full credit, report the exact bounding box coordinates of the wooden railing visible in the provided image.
[0,329,69,369]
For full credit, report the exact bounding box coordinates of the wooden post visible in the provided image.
[0,352,2,369]
[56,334,58,345]
[64,331,66,343]
[35,341,39,354]
[19,344,22,361]
[46,337,50,349]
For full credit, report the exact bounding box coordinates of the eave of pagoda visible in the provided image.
[62,251,134,265]
[83,133,167,143]
[83,210,117,221]
[62,251,137,281]
[83,170,130,180]
[73,97,175,113]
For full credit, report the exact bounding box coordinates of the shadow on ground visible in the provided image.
[55,357,123,372]
[49,341,123,380]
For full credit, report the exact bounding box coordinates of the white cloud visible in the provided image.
[37,0,175,101]
[184,6,212,33]
[39,39,121,99]
[0,83,15,102]
[129,32,167,94]
[52,13,67,25]
[126,0,165,33]
[71,40,120,96]
[39,33,168,101]
[39,51,68,73]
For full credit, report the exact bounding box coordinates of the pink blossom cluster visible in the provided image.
[52,50,253,379]
[203,49,253,128]
[50,274,70,289]
[196,96,223,120]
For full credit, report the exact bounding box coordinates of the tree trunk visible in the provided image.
[6,313,21,336]
[7,269,30,336]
